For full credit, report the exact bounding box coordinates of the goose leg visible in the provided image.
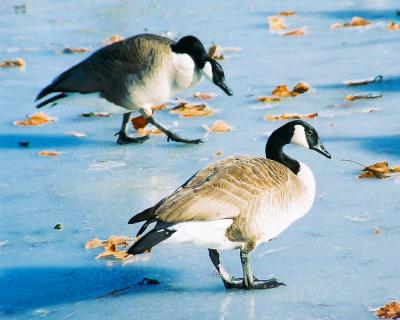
[208,249,243,289]
[146,115,204,144]
[240,250,285,290]
[116,112,149,145]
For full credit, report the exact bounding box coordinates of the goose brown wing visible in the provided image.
[155,156,296,223]
[36,34,173,105]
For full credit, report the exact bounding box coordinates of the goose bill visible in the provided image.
[311,140,331,159]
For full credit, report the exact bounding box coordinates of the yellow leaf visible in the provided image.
[283,29,305,36]
[170,102,213,118]
[292,82,310,94]
[0,58,25,68]
[279,11,295,16]
[332,16,371,29]
[264,112,318,121]
[203,120,232,133]
[268,16,287,31]
[38,151,61,157]
[194,92,217,100]
[256,96,281,103]
[387,22,400,31]
[14,113,55,126]
[375,301,400,319]
[104,35,124,45]
[85,238,104,249]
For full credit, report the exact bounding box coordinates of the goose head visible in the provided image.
[266,120,331,160]
[171,35,233,96]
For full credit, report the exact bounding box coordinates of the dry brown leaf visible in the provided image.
[38,151,61,157]
[264,112,318,121]
[14,113,55,126]
[279,11,295,16]
[342,159,400,179]
[0,58,25,68]
[256,96,281,103]
[292,82,310,94]
[136,128,165,136]
[194,92,217,100]
[85,238,104,249]
[208,44,224,60]
[331,16,371,28]
[63,47,91,54]
[268,16,287,31]
[271,85,295,97]
[105,35,124,45]
[131,116,149,130]
[387,22,400,31]
[372,228,381,235]
[346,75,383,87]
[170,102,213,118]
[203,120,232,133]
[344,94,383,101]
[283,29,305,36]
[375,301,400,319]
[215,150,224,157]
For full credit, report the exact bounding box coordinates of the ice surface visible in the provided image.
[1,0,400,319]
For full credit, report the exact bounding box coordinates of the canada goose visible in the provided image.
[127,120,331,289]
[35,34,232,145]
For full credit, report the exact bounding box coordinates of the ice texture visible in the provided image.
[0,0,399,319]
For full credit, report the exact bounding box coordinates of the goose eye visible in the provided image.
[306,129,313,136]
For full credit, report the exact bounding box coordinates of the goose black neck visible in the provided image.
[265,133,300,175]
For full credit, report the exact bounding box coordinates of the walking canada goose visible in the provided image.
[35,34,233,145]
[127,120,331,289]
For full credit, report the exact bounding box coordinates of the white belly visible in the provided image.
[258,162,316,244]
[164,220,242,250]
[58,93,130,114]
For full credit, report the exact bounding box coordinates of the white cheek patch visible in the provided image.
[291,125,309,148]
[202,61,213,81]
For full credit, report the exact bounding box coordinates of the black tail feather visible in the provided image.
[35,93,67,108]
[128,229,175,255]
[128,206,155,224]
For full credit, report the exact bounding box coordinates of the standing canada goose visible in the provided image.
[127,120,331,289]
[35,34,232,145]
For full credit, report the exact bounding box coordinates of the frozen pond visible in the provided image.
[1,0,399,319]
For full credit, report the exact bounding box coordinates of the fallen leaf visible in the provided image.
[170,102,213,118]
[208,44,224,60]
[64,131,86,138]
[344,94,383,101]
[215,150,224,157]
[387,21,400,31]
[279,11,295,16]
[63,47,91,54]
[341,159,400,179]
[54,223,63,230]
[14,113,55,126]
[86,236,136,261]
[80,112,111,117]
[346,75,383,87]
[38,151,60,157]
[0,58,25,68]
[268,16,287,31]
[85,238,104,249]
[256,96,281,103]
[271,85,295,97]
[136,128,165,136]
[264,112,318,121]
[331,16,371,29]
[194,92,218,100]
[104,34,124,45]
[131,116,149,130]
[283,29,305,36]
[292,82,310,94]
[203,120,232,132]
[375,301,400,319]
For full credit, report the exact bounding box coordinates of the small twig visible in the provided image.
[340,159,368,168]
